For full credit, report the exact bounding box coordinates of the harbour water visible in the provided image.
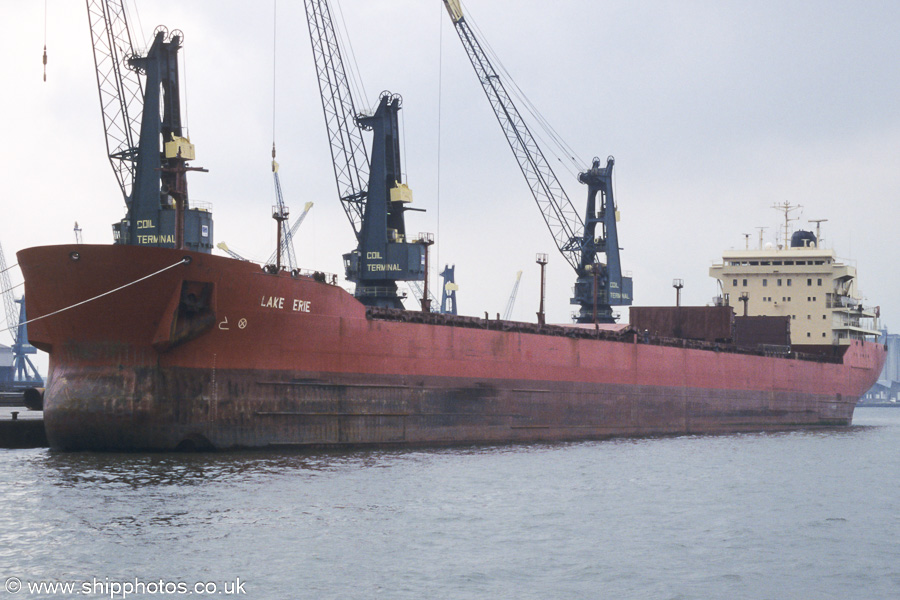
[2,407,898,599]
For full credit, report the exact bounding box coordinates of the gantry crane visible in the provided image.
[442,0,632,323]
[304,0,426,308]
[0,242,42,388]
[87,0,213,252]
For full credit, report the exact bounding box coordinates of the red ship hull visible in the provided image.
[19,244,887,451]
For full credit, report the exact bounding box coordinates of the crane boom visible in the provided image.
[303,0,369,239]
[442,0,632,322]
[86,0,143,206]
[285,202,314,242]
[216,242,249,262]
[441,1,582,270]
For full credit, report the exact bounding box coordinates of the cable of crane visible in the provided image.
[464,9,586,175]
[486,51,583,176]
[332,0,369,112]
[273,0,278,145]
[0,258,189,335]
[488,44,586,173]
[0,263,18,276]
[0,282,24,297]
[469,18,577,174]
[436,4,445,281]
[123,0,147,51]
[400,106,408,189]
[181,40,190,135]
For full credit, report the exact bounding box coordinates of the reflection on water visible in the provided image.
[1,408,898,600]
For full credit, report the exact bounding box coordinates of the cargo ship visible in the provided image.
[18,240,885,451]
[17,3,886,450]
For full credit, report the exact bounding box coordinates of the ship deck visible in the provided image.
[366,307,845,365]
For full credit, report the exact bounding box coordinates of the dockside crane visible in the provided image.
[304,0,426,308]
[440,265,459,315]
[87,0,212,252]
[0,242,42,388]
[441,0,632,323]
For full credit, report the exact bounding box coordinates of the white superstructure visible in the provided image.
[710,211,879,346]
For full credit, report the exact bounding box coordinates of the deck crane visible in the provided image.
[407,281,440,313]
[87,0,213,252]
[269,155,296,271]
[304,0,426,308]
[441,0,632,323]
[267,197,315,269]
[216,242,249,262]
[216,202,313,266]
[503,270,523,321]
[0,242,42,388]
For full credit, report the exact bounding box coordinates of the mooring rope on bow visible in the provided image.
[1,258,189,335]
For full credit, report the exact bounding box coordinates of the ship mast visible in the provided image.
[771,201,802,248]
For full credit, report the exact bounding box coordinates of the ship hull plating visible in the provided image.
[20,245,886,451]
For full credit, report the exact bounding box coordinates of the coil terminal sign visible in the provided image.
[366,251,401,272]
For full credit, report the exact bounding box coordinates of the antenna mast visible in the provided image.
[755,227,767,250]
[771,201,802,248]
[808,219,828,249]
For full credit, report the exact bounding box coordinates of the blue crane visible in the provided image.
[0,242,42,388]
[86,0,213,252]
[441,0,632,323]
[440,265,458,316]
[303,0,427,308]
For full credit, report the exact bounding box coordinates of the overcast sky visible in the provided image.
[3,0,898,365]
